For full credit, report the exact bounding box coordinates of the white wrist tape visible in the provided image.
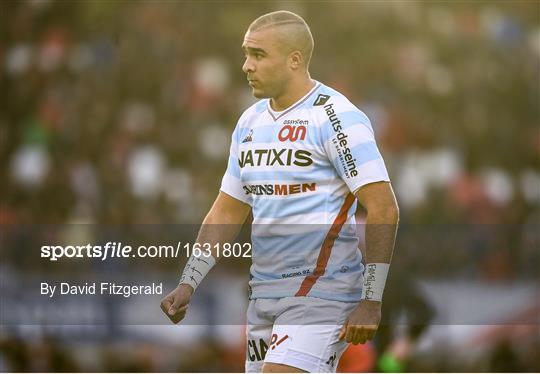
[179,253,216,291]
[361,263,390,302]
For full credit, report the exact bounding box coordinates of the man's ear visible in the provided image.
[289,51,303,70]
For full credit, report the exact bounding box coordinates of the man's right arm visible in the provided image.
[160,191,251,324]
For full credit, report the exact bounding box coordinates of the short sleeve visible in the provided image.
[219,125,252,205]
[322,107,390,193]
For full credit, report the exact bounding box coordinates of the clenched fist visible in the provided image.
[160,284,194,324]
[339,299,382,345]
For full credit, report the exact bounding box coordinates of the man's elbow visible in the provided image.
[368,200,399,224]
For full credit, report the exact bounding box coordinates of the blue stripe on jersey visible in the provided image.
[320,111,373,143]
[250,267,276,281]
[302,289,363,302]
[255,99,268,113]
[238,125,274,144]
[241,168,335,182]
[332,141,382,172]
[324,260,363,280]
[226,155,241,178]
[252,192,330,219]
[238,124,321,145]
[251,229,328,259]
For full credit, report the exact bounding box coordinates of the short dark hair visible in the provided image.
[248,10,314,68]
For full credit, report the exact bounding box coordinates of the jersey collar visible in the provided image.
[267,81,321,122]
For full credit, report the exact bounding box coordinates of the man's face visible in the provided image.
[242,28,291,99]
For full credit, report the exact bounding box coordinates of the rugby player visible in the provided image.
[161,10,399,373]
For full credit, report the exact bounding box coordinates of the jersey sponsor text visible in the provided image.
[238,148,313,168]
[243,182,316,196]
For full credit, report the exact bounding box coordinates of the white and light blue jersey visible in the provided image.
[220,81,390,302]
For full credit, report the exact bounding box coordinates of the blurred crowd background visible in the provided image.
[1,0,539,372]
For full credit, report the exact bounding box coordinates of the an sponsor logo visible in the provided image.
[314,94,330,106]
[243,183,316,196]
[238,149,313,168]
[324,103,358,178]
[278,125,306,142]
[283,119,309,126]
[242,129,253,143]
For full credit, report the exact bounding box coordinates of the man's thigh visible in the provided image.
[263,323,348,373]
[245,299,274,373]
[262,362,306,372]
[263,297,357,373]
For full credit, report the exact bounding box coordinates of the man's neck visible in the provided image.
[270,75,315,112]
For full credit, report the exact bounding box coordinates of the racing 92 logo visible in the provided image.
[278,125,306,142]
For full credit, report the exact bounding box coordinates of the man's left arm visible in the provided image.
[339,181,399,344]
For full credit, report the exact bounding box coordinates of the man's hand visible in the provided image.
[160,284,194,324]
[339,300,382,344]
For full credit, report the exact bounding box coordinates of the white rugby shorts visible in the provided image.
[245,296,357,373]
